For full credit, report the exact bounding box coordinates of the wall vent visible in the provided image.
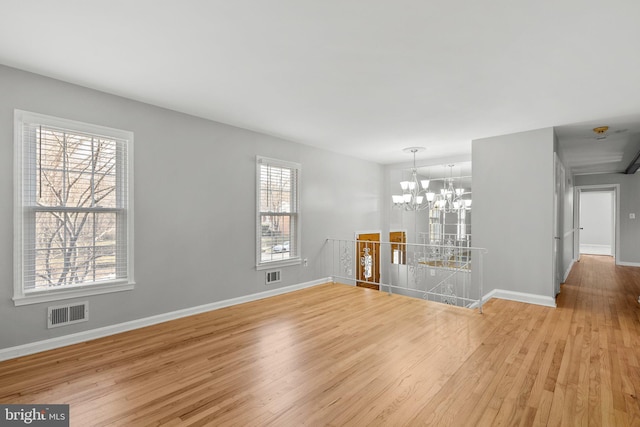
[266,270,281,285]
[48,301,89,328]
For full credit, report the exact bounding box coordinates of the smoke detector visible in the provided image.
[593,126,609,140]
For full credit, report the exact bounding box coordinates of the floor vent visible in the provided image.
[266,270,281,285]
[48,301,89,328]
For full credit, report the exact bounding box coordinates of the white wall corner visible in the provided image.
[0,277,331,362]
[563,259,576,282]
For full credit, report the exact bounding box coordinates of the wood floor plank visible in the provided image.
[1,255,640,426]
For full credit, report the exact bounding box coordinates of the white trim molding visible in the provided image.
[617,261,640,267]
[563,259,576,282]
[579,244,612,256]
[256,156,302,270]
[481,289,557,308]
[13,109,135,306]
[0,278,329,362]
[13,282,135,306]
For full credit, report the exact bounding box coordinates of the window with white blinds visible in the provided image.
[256,156,301,268]
[14,110,134,305]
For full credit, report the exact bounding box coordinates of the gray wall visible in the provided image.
[575,173,640,265]
[472,128,555,299]
[0,65,383,349]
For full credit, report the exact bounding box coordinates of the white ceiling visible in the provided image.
[1,1,640,171]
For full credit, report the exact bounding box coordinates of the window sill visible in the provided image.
[13,281,135,306]
[256,258,301,271]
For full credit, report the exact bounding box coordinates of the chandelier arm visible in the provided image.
[393,149,471,213]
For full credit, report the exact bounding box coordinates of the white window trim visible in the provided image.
[256,156,301,270]
[13,110,135,306]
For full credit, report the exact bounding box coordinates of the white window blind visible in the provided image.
[256,156,301,268]
[14,110,134,304]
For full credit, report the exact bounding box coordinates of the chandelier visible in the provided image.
[392,147,471,212]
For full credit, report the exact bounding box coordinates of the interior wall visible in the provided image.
[575,173,640,265]
[0,65,383,350]
[472,127,556,301]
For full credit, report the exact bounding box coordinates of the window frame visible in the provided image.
[256,156,301,270]
[13,110,135,306]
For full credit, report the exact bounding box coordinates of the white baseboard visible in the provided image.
[481,289,557,308]
[0,278,330,362]
[329,276,356,286]
[579,244,612,256]
[617,261,640,267]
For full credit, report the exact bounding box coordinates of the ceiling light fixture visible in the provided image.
[593,126,609,140]
[392,148,470,212]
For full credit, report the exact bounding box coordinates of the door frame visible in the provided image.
[553,154,565,296]
[574,184,619,263]
[389,229,407,265]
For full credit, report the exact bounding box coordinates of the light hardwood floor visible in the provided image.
[1,255,640,426]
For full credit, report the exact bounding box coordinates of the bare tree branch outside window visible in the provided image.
[32,127,122,289]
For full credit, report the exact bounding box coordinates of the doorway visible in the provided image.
[575,185,618,261]
[579,191,615,256]
[356,232,380,290]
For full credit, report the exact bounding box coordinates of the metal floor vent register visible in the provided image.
[48,301,89,328]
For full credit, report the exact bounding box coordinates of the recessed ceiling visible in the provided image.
[1,1,640,168]
[555,117,640,175]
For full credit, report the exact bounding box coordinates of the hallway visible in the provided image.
[549,254,640,425]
